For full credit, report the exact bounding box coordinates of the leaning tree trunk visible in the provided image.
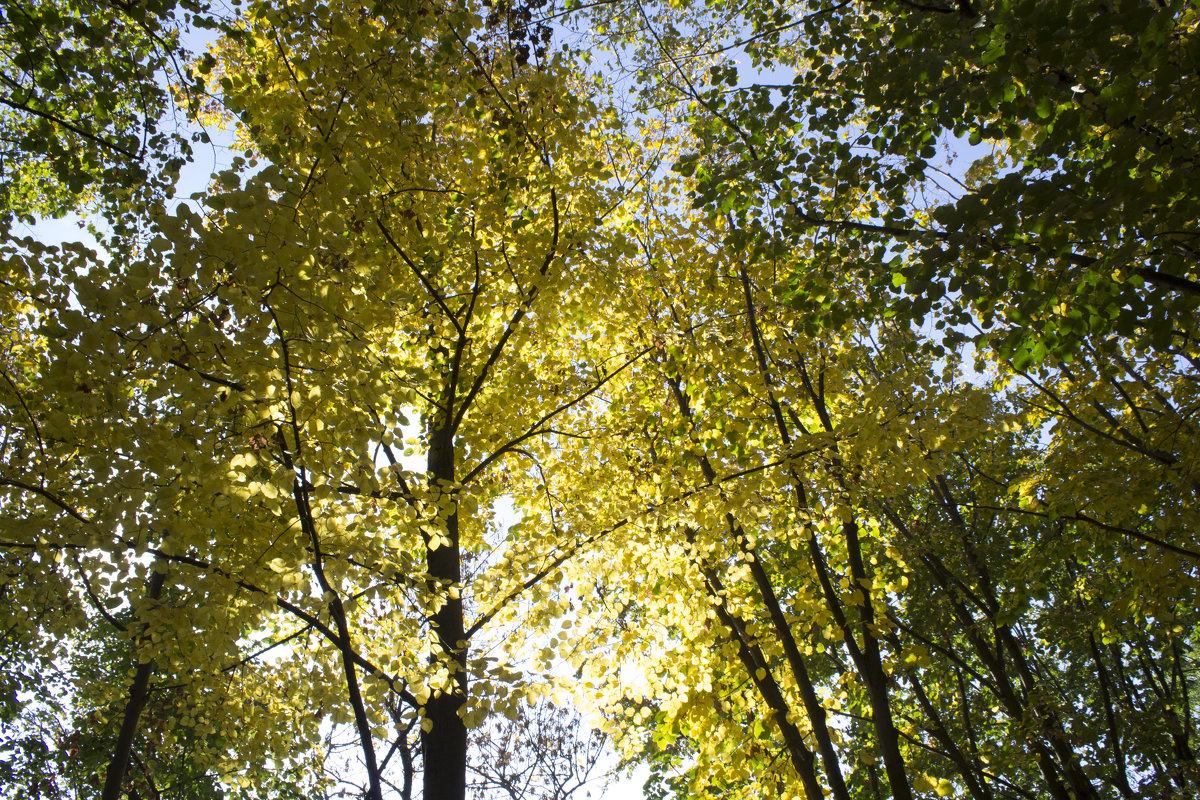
[102,566,166,800]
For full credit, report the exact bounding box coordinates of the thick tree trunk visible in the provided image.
[422,425,468,800]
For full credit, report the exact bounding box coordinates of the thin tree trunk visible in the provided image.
[102,566,166,800]
[684,527,827,800]
[1088,633,1134,798]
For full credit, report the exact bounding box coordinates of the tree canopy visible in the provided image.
[1,1,1197,799]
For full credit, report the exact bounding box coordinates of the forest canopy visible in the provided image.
[1,1,1198,799]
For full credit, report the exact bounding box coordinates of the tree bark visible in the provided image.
[422,424,468,800]
[102,566,166,800]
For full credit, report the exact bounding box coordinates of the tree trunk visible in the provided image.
[102,567,166,800]
[422,425,468,800]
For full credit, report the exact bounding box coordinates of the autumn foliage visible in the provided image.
[1,1,1198,799]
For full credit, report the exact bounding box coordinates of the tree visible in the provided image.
[2,0,1199,799]
[557,184,1198,799]
[468,700,609,800]
[555,0,1199,797]
[0,0,222,229]
[4,0,625,797]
